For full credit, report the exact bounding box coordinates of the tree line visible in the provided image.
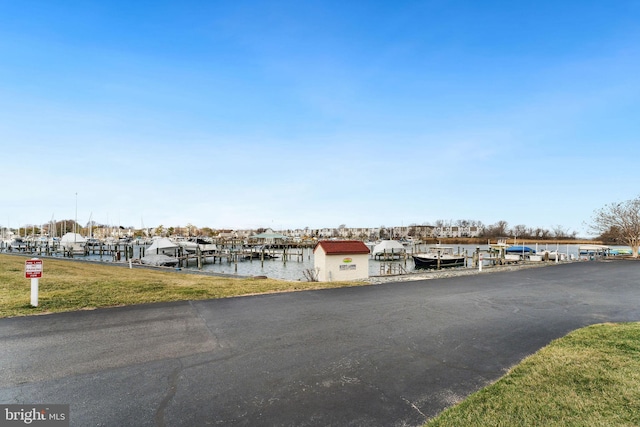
[6,196,640,258]
[406,219,578,240]
[478,221,577,240]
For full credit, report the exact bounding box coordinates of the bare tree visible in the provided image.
[302,268,320,282]
[533,227,550,239]
[511,224,528,239]
[481,220,509,238]
[590,196,640,258]
[549,225,577,240]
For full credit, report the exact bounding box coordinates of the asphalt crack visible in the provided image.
[401,396,428,419]
[154,360,184,427]
[188,300,225,347]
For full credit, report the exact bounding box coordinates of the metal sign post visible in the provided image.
[25,258,43,307]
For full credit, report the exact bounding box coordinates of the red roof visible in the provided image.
[314,240,370,255]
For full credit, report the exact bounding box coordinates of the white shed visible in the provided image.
[313,240,370,282]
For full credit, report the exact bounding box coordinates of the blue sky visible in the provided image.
[1,1,639,236]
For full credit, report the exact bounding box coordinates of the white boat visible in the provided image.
[140,254,179,267]
[504,245,537,261]
[489,240,510,251]
[60,232,87,253]
[538,250,566,261]
[178,238,218,254]
[8,237,28,250]
[372,240,406,259]
[413,245,465,269]
[579,244,610,259]
[146,237,179,256]
[177,240,198,253]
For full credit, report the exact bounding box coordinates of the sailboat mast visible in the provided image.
[74,192,78,243]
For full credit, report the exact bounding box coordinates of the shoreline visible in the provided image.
[368,256,640,284]
[419,237,603,245]
[367,258,563,284]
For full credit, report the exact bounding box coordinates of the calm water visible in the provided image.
[160,243,629,281]
[37,242,632,281]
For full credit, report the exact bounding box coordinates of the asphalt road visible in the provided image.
[1,260,639,426]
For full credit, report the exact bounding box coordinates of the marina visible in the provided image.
[0,236,629,281]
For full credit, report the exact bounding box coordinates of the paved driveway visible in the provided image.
[1,261,639,426]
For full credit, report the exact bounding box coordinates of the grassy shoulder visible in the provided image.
[426,322,640,426]
[0,254,364,318]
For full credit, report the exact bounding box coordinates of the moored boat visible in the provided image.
[505,245,536,255]
[538,250,566,261]
[178,238,218,254]
[610,248,632,256]
[372,240,406,259]
[146,237,179,255]
[579,244,610,258]
[412,245,465,269]
[140,254,179,267]
[504,245,536,261]
[60,232,87,254]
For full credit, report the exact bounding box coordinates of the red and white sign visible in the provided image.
[25,259,43,279]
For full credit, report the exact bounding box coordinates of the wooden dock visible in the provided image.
[0,239,315,272]
[172,245,310,271]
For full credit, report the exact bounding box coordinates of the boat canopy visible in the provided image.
[505,245,536,254]
[579,244,610,250]
[579,244,610,255]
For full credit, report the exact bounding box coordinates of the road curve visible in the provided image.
[1,260,639,426]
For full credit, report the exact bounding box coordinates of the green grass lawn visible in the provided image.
[0,254,363,318]
[3,254,638,426]
[426,322,640,426]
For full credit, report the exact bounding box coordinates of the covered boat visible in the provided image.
[372,240,406,259]
[178,238,218,254]
[146,237,179,255]
[504,245,536,261]
[60,232,86,245]
[579,244,610,258]
[505,245,536,254]
[140,254,179,267]
[412,245,465,269]
[60,232,87,253]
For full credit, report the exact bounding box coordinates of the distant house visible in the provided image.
[313,240,370,282]
[217,230,237,239]
[251,231,288,245]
